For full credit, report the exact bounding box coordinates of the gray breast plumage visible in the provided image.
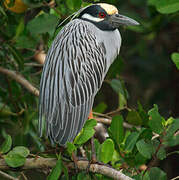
[39,19,121,146]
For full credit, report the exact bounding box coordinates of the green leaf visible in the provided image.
[111,150,120,165]
[165,118,179,138]
[16,35,38,49]
[119,92,127,110]
[165,117,174,126]
[135,152,147,165]
[27,13,58,36]
[150,139,160,154]
[110,115,124,144]
[107,57,124,78]
[144,167,167,180]
[47,155,63,180]
[110,79,125,96]
[136,139,153,159]
[148,0,179,14]
[139,128,153,140]
[109,79,128,109]
[156,0,179,14]
[77,172,86,180]
[100,139,115,163]
[62,162,69,180]
[164,134,179,147]
[171,52,179,70]
[0,6,7,17]
[0,135,12,154]
[3,146,29,168]
[74,119,97,145]
[4,153,26,168]
[157,147,166,160]
[148,104,164,134]
[125,132,140,153]
[67,142,76,155]
[66,0,82,10]
[14,18,24,40]
[94,138,100,161]
[10,146,30,158]
[0,103,17,117]
[126,110,143,126]
[133,174,143,180]
[93,102,107,113]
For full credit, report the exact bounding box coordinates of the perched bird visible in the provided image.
[39,3,139,146]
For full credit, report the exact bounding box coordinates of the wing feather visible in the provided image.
[39,19,107,145]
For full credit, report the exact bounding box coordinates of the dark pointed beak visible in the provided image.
[109,13,139,27]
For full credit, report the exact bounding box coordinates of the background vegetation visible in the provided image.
[0,0,179,179]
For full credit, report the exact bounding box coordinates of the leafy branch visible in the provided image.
[0,67,39,96]
[0,157,133,180]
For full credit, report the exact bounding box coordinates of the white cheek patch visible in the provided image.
[81,13,104,22]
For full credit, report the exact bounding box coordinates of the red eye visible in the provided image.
[99,12,106,19]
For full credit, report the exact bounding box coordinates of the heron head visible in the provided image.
[78,3,139,31]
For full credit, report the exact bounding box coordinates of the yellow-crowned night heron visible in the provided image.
[39,3,139,146]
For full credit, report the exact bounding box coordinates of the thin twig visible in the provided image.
[0,170,18,180]
[105,107,131,116]
[0,158,133,180]
[171,176,179,180]
[105,107,121,115]
[93,112,111,119]
[20,172,28,180]
[24,63,43,67]
[0,67,39,96]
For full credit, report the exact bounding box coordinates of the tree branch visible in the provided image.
[95,117,140,130]
[0,67,39,97]
[0,157,133,180]
[0,170,18,180]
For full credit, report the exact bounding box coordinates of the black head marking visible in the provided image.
[78,5,108,19]
[78,5,116,31]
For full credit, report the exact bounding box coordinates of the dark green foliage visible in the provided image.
[27,14,58,35]
[144,167,167,180]
[136,139,153,159]
[171,52,179,70]
[0,0,178,179]
[5,153,26,168]
[0,135,30,168]
[148,104,164,134]
[74,119,97,145]
[110,115,124,144]
[99,139,115,163]
[0,135,12,154]
[47,155,63,180]
[124,132,140,152]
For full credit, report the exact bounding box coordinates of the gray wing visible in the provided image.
[39,20,107,146]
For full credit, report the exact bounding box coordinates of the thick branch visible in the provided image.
[0,67,39,97]
[0,158,133,180]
